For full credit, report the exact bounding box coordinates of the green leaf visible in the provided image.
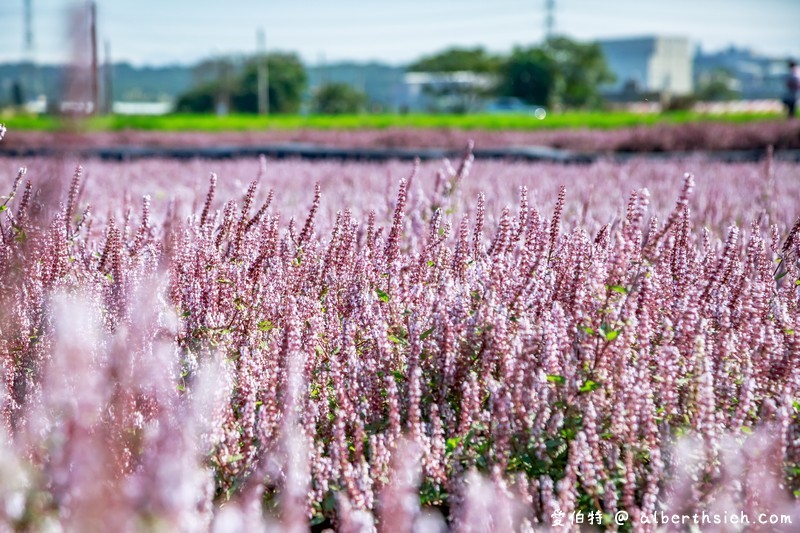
[579,380,600,393]
[0,205,7,213]
[217,277,233,284]
[580,326,595,335]
[257,320,275,332]
[376,287,390,302]
[795,279,800,286]
[546,374,565,385]
[609,284,627,294]
[776,270,788,280]
[310,514,327,527]
[445,437,462,453]
[388,334,408,346]
[427,260,435,267]
[420,327,434,340]
[600,324,620,341]
[226,453,244,464]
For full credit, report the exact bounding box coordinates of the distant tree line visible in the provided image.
[175,37,620,115]
[176,53,308,114]
[408,37,616,110]
[175,37,621,114]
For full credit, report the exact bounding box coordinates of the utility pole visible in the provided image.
[545,0,555,42]
[257,28,268,115]
[22,0,35,105]
[89,1,99,114]
[104,40,113,114]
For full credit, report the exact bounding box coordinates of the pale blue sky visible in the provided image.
[0,0,797,66]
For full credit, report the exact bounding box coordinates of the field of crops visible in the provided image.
[1,133,800,530]
[5,110,783,134]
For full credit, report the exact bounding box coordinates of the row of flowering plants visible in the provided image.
[1,125,800,530]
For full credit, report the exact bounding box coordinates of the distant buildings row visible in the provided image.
[598,37,788,100]
[307,38,790,112]
[0,37,792,114]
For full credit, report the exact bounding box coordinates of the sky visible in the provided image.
[0,0,798,66]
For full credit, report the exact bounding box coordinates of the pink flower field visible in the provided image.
[1,139,800,531]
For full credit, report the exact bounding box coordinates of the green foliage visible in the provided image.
[579,380,601,393]
[544,36,615,108]
[695,68,740,102]
[408,46,502,73]
[6,109,782,133]
[664,94,698,112]
[237,53,307,114]
[407,46,503,113]
[500,36,615,109]
[500,47,556,106]
[419,327,434,340]
[173,83,217,114]
[311,83,368,115]
[175,53,307,114]
[599,324,620,341]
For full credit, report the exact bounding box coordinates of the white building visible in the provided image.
[598,37,693,96]
[401,71,497,113]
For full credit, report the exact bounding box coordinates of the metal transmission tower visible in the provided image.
[545,0,555,41]
[23,0,34,57]
[257,28,268,115]
[90,1,99,114]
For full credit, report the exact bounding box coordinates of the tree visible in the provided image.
[234,53,306,114]
[11,80,25,107]
[499,47,556,105]
[176,56,240,114]
[175,53,306,114]
[174,83,217,113]
[408,47,502,73]
[543,36,615,109]
[695,68,739,101]
[499,37,615,110]
[311,83,367,114]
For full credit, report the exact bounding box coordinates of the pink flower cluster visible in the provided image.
[0,146,799,531]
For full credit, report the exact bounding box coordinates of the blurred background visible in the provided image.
[0,0,797,120]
